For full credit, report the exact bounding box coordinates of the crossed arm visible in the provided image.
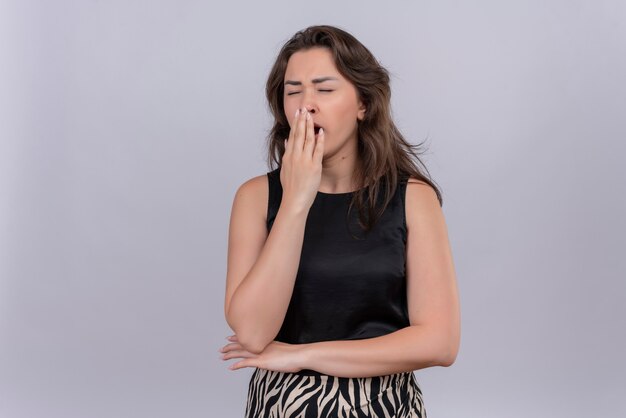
[222,177,460,378]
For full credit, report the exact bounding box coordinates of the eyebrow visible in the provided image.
[283,76,339,86]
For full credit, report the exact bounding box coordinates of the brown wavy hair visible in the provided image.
[265,24,442,234]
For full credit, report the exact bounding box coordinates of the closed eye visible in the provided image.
[286,90,334,96]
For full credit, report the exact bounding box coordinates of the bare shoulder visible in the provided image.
[405,177,444,229]
[235,173,268,197]
[232,173,269,221]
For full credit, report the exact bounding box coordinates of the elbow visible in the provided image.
[225,307,275,354]
[421,326,459,368]
[224,327,268,354]
[438,348,457,367]
[236,333,271,355]
[437,336,460,367]
[225,320,272,355]
[435,320,460,367]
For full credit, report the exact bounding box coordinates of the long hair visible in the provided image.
[265,25,442,234]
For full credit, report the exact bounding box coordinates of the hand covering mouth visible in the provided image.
[313,123,322,135]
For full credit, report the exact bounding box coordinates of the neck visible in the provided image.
[319,136,361,193]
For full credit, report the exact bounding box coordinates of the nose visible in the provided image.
[300,89,317,114]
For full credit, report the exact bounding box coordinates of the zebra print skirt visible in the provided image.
[245,367,426,418]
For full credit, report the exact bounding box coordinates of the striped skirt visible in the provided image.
[245,367,426,418]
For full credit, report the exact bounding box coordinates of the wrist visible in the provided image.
[278,203,309,220]
[296,343,314,371]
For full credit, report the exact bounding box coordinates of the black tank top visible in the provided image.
[266,167,411,344]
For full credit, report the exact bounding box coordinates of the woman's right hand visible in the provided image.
[280,108,325,213]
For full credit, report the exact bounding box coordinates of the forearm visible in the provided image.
[227,204,307,353]
[299,325,457,378]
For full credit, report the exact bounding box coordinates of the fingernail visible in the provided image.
[306,111,311,120]
[295,108,300,118]
[319,127,324,135]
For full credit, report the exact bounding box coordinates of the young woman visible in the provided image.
[221,25,460,418]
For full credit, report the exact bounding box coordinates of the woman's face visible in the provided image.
[283,47,366,155]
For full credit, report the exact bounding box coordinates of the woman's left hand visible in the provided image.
[219,335,307,373]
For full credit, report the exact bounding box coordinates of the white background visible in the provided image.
[1,1,625,417]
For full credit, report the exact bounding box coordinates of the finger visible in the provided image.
[220,342,242,352]
[229,359,255,371]
[227,335,238,341]
[293,108,307,155]
[283,138,290,155]
[289,107,300,135]
[222,349,257,361]
[304,110,316,157]
[289,108,301,148]
[228,358,260,370]
[313,127,325,164]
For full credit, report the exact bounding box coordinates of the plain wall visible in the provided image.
[1,0,625,417]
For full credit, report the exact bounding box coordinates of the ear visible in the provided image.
[357,100,366,121]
